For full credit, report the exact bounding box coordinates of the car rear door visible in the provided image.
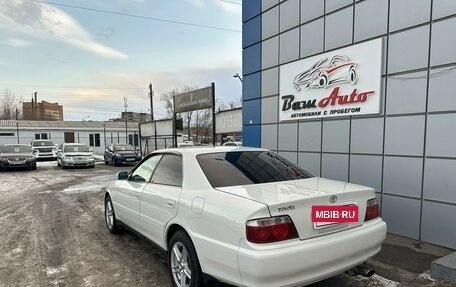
[139,154,183,246]
[115,154,162,230]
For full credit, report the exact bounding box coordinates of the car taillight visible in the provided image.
[365,198,380,222]
[246,216,298,244]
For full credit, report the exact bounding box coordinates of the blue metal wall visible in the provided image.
[242,0,456,249]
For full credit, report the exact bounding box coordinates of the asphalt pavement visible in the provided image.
[0,161,454,287]
[366,234,456,287]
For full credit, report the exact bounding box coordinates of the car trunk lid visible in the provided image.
[216,177,376,239]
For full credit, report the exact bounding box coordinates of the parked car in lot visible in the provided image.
[31,139,57,160]
[222,141,242,147]
[56,143,95,169]
[0,144,37,171]
[177,141,195,148]
[104,143,141,166]
[104,147,387,287]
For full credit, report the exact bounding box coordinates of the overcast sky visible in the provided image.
[0,0,242,121]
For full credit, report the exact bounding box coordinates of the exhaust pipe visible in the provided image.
[346,263,375,278]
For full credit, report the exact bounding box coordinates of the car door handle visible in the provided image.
[167,200,176,208]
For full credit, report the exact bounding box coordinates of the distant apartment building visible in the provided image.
[121,112,151,122]
[23,101,63,121]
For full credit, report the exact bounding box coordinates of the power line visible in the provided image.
[216,0,241,5]
[64,104,169,116]
[0,83,145,90]
[29,0,241,33]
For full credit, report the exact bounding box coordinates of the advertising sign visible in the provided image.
[215,109,242,134]
[279,39,382,121]
[174,86,212,113]
[140,120,173,137]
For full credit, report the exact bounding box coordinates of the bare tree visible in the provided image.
[228,95,242,109]
[215,95,242,112]
[160,88,179,118]
[195,108,212,144]
[159,86,198,118]
[216,98,228,112]
[0,89,22,120]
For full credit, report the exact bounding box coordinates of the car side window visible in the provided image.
[130,155,162,182]
[151,154,182,187]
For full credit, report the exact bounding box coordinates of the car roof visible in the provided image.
[151,146,268,157]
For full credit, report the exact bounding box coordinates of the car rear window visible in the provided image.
[1,145,31,154]
[197,151,313,188]
[64,145,89,153]
[33,140,54,147]
[114,144,135,151]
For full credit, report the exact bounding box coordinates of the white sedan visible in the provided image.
[104,147,387,287]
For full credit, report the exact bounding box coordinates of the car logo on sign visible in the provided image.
[15,158,19,161]
[329,195,338,204]
[293,55,359,91]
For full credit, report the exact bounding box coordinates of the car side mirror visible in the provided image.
[117,171,129,180]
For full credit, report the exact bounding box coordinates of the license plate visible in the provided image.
[126,158,135,161]
[312,204,358,229]
[11,161,23,165]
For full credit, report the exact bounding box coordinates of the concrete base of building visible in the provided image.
[431,253,456,284]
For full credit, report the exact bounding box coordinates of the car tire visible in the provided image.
[104,195,121,234]
[168,231,203,287]
[104,157,109,165]
[90,164,95,168]
[57,159,61,167]
[32,164,37,171]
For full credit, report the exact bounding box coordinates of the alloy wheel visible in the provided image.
[170,242,192,287]
[105,200,114,229]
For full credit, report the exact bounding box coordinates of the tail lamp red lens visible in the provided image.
[246,216,298,244]
[365,198,380,222]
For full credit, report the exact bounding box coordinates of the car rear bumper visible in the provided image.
[0,161,36,169]
[114,157,140,164]
[237,219,387,287]
[34,154,56,160]
[63,159,95,167]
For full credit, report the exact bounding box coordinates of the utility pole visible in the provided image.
[16,108,19,143]
[124,97,128,143]
[149,83,154,121]
[149,83,158,150]
[34,92,37,120]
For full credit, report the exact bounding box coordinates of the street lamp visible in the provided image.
[233,72,243,83]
